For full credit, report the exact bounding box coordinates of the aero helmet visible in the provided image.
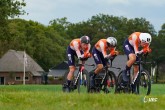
[80,36,90,44]
[139,33,152,44]
[106,37,117,47]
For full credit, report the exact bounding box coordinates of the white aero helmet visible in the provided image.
[139,33,152,44]
[106,37,117,47]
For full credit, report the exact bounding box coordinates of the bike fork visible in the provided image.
[80,71,83,85]
[74,72,80,85]
[74,72,83,85]
[101,72,108,89]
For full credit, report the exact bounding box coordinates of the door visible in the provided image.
[0,77,5,85]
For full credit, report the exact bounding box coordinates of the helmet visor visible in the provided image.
[107,43,116,47]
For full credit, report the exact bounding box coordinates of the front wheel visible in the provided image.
[77,69,88,93]
[136,70,151,95]
[104,71,117,94]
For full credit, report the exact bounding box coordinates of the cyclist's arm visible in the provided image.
[132,34,143,55]
[106,47,118,58]
[76,43,91,61]
[73,41,84,58]
[100,41,109,58]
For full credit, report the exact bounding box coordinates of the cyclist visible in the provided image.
[90,37,119,90]
[122,32,152,92]
[63,36,91,92]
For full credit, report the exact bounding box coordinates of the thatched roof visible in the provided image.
[0,50,44,73]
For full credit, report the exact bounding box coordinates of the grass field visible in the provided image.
[0,84,165,110]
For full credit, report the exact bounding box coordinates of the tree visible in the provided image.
[158,23,165,37]
[0,0,26,56]
[49,17,71,38]
[0,0,26,36]
[127,18,156,36]
[7,19,68,71]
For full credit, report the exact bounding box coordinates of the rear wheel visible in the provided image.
[86,70,95,93]
[116,71,131,94]
[136,70,151,95]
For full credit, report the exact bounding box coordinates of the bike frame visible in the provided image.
[116,54,152,95]
[94,60,120,93]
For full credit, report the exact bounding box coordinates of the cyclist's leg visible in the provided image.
[90,47,104,88]
[92,47,106,74]
[131,58,139,93]
[67,66,76,82]
[64,46,76,92]
[123,39,136,83]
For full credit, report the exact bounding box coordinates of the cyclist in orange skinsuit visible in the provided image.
[63,36,91,92]
[122,32,152,92]
[90,37,119,89]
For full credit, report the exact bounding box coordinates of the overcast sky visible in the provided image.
[19,0,165,32]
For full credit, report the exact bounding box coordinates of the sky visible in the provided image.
[19,0,165,32]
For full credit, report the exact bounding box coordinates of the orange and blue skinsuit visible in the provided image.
[92,39,116,66]
[123,32,150,60]
[67,39,91,66]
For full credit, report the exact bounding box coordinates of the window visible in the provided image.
[25,77,29,81]
[15,77,21,81]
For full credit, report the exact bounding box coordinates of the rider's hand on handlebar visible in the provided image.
[143,47,152,54]
[84,52,92,58]
[110,50,119,56]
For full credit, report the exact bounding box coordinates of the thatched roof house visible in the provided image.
[0,50,44,85]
